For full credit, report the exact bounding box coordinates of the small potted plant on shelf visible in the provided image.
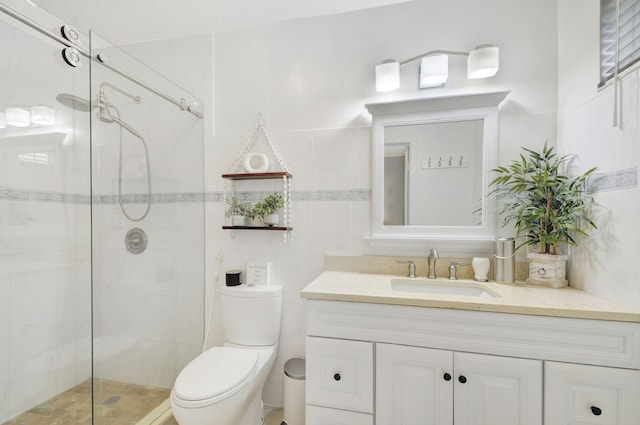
[251,192,284,227]
[225,197,251,226]
[490,144,597,288]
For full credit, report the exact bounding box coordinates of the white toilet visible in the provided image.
[170,284,283,425]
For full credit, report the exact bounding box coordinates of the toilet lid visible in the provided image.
[174,347,258,401]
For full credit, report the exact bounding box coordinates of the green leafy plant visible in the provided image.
[490,144,597,254]
[225,197,251,217]
[250,192,284,219]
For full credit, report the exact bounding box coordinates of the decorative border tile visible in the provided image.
[616,167,638,189]
[587,167,638,193]
[6,166,635,208]
[216,189,371,203]
[0,188,90,204]
[587,173,617,193]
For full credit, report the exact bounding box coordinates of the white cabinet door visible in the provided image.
[376,343,453,425]
[306,336,374,414]
[545,361,640,425]
[306,405,373,425]
[453,352,542,425]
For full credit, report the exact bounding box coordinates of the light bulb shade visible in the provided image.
[420,54,449,88]
[6,107,31,127]
[467,45,499,79]
[0,112,5,129]
[30,105,56,125]
[376,60,400,92]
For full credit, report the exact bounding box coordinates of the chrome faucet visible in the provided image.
[427,248,439,279]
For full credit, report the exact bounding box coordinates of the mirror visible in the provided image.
[366,92,509,251]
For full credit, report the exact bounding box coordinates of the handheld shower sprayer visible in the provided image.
[99,83,150,223]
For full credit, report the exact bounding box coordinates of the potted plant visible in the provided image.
[490,144,597,288]
[225,197,251,226]
[251,192,284,227]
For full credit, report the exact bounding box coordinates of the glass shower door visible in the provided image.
[89,31,205,425]
[0,2,92,424]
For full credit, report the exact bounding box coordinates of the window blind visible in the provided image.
[600,0,640,86]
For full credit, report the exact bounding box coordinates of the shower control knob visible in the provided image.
[125,228,148,254]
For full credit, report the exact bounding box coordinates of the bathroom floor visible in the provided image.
[161,406,284,425]
[2,379,170,425]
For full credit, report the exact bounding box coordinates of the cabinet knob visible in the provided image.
[590,406,602,416]
[443,373,452,381]
[333,373,341,381]
[458,375,467,384]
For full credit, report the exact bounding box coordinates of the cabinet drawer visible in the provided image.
[545,362,640,425]
[306,405,373,425]
[306,336,373,413]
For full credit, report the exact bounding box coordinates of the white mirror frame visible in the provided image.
[365,91,509,252]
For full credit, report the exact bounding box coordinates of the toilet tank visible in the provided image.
[220,284,282,346]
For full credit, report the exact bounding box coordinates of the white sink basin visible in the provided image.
[391,279,499,298]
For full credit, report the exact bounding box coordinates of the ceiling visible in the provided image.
[33,0,413,45]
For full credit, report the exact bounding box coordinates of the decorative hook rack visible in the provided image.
[421,155,469,169]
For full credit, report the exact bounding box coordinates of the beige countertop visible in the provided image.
[301,271,640,322]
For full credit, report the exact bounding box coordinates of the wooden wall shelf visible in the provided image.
[221,172,292,180]
[222,226,293,231]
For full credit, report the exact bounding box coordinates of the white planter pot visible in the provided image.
[231,215,247,226]
[526,252,568,288]
[263,213,279,227]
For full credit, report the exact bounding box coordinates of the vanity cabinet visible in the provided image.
[545,362,640,425]
[306,336,374,415]
[304,299,640,425]
[375,344,542,425]
[376,344,453,425]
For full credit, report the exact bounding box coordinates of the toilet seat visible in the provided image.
[173,347,258,404]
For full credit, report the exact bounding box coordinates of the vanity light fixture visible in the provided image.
[375,60,400,92]
[6,107,30,127]
[420,54,449,87]
[30,105,56,126]
[375,44,499,92]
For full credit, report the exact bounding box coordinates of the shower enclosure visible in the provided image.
[0,1,205,424]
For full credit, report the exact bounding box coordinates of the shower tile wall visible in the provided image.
[90,33,205,393]
[0,156,92,422]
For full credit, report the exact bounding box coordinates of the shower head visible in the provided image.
[56,93,92,112]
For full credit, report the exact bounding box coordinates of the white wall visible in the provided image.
[557,0,640,307]
[208,0,559,406]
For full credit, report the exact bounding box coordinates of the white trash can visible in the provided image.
[282,357,305,425]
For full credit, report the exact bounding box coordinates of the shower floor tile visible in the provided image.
[3,379,170,425]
